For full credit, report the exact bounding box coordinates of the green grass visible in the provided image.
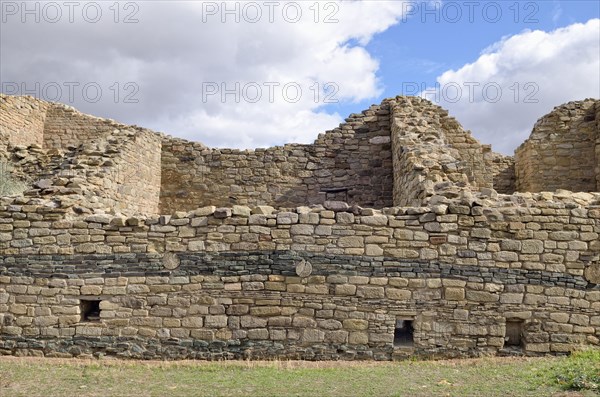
[1,351,598,397]
[554,350,600,393]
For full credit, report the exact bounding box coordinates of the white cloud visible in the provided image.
[427,19,600,155]
[0,1,409,148]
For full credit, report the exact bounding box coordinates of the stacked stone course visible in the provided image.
[515,99,599,193]
[0,93,599,360]
[159,103,394,213]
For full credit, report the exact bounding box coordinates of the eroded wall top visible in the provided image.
[0,95,48,149]
[0,94,162,215]
[159,103,394,213]
[515,99,600,193]
[3,94,599,216]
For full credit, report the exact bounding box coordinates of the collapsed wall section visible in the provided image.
[34,127,163,215]
[0,96,163,215]
[390,97,494,207]
[438,115,492,190]
[515,99,599,193]
[0,95,48,149]
[159,104,393,213]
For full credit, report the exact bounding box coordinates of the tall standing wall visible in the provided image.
[0,95,48,148]
[515,100,599,193]
[159,103,394,213]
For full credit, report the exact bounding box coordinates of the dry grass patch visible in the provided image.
[1,352,598,397]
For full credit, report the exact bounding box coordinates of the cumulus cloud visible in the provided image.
[427,19,600,155]
[0,1,409,148]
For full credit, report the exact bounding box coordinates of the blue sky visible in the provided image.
[1,1,599,154]
[333,0,600,123]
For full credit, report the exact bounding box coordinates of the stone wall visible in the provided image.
[489,152,516,195]
[438,115,492,191]
[159,104,393,213]
[390,97,488,207]
[0,95,48,149]
[2,94,600,361]
[515,99,599,193]
[0,191,599,359]
[31,127,162,216]
[1,94,162,215]
[595,103,600,191]
[97,128,162,215]
[42,104,123,150]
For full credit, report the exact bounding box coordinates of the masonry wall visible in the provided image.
[98,129,162,215]
[439,116,492,191]
[489,153,516,195]
[595,104,600,191]
[0,193,599,359]
[18,126,162,215]
[159,104,394,214]
[391,97,483,207]
[0,95,48,149]
[42,105,122,150]
[515,100,599,193]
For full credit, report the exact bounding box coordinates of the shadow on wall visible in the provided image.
[515,99,600,193]
[3,94,600,216]
[158,103,395,213]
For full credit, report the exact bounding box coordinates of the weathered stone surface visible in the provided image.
[0,94,599,362]
[584,263,600,284]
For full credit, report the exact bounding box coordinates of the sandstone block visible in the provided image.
[466,291,499,302]
[361,215,388,226]
[301,329,325,343]
[386,288,411,300]
[348,332,368,344]
[252,205,275,215]
[292,316,317,328]
[521,239,544,254]
[318,319,343,330]
[338,236,363,248]
[335,284,357,296]
[277,212,298,224]
[290,224,315,235]
[248,328,269,340]
[325,330,348,343]
[232,205,251,217]
[182,317,204,328]
[444,287,465,301]
[250,306,282,317]
[366,244,384,256]
[343,319,368,331]
[357,286,385,299]
[205,315,228,328]
[499,293,524,304]
[336,212,355,224]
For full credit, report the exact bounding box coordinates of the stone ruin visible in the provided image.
[0,93,599,360]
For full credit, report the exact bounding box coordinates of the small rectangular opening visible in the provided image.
[505,320,523,346]
[80,299,101,322]
[394,319,414,347]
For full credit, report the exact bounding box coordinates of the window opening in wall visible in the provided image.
[80,299,101,322]
[505,320,523,347]
[394,319,414,347]
[320,187,349,202]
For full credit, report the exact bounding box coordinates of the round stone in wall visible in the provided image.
[163,252,180,270]
[584,262,600,284]
[295,259,312,278]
